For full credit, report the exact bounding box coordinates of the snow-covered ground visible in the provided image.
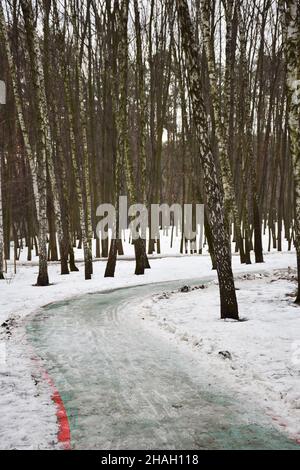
[0,233,299,449]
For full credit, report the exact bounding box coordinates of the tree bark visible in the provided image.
[176,0,239,320]
[0,151,4,279]
[20,0,49,286]
[284,0,300,304]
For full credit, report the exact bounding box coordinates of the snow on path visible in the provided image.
[134,269,300,443]
[26,280,299,450]
[0,250,298,449]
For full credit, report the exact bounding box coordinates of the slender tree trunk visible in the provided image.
[134,0,151,272]
[284,0,300,303]
[238,7,264,264]
[64,77,92,280]
[0,152,4,279]
[20,0,49,286]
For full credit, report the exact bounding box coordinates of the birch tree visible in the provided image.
[199,0,245,263]
[283,0,300,303]
[0,150,4,280]
[20,0,50,285]
[175,0,239,320]
[0,2,43,282]
[0,75,4,280]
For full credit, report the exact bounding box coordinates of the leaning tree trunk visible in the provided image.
[199,0,245,263]
[21,0,49,286]
[284,0,300,304]
[176,0,239,320]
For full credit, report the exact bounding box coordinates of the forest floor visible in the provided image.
[0,244,299,449]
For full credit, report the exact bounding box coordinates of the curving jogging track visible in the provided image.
[26,280,300,450]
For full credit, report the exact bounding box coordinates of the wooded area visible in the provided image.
[0,0,299,319]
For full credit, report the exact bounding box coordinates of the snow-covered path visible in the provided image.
[26,280,300,450]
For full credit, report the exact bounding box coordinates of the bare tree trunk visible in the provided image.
[64,77,92,280]
[238,6,264,264]
[283,0,300,304]
[0,151,4,279]
[20,0,49,286]
[0,4,39,214]
[176,0,239,320]
[134,0,151,272]
[199,0,245,263]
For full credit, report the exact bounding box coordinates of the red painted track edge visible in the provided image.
[30,352,71,450]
